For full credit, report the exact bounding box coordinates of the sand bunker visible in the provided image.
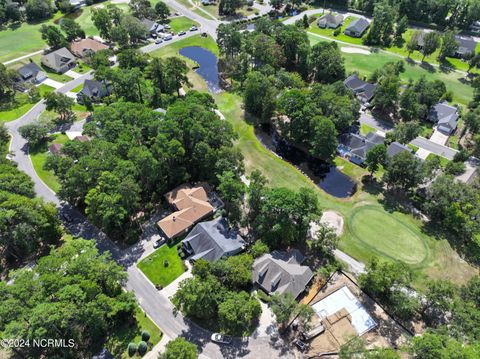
[320,211,344,236]
[341,47,371,55]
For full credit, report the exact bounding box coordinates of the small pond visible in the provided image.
[179,46,220,93]
[258,126,357,198]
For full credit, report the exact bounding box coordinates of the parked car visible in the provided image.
[163,34,172,40]
[151,33,157,38]
[155,38,163,44]
[211,333,232,344]
[153,237,166,248]
[294,339,307,352]
[178,31,186,36]
[190,26,198,31]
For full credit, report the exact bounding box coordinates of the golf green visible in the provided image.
[348,206,429,265]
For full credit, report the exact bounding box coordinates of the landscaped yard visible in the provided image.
[0,85,53,123]
[137,243,187,287]
[107,305,162,359]
[30,133,69,193]
[359,123,376,136]
[309,16,366,45]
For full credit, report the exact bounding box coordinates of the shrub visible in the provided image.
[127,342,137,357]
[256,289,271,303]
[445,161,465,175]
[141,330,151,342]
[164,259,169,267]
[333,28,341,36]
[137,341,148,356]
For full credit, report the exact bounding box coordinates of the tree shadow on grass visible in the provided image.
[361,175,383,196]
[419,61,436,73]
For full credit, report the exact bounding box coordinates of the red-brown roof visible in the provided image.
[70,38,108,57]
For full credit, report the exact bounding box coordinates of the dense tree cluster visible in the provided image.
[173,254,261,336]
[353,0,480,30]
[40,18,85,49]
[217,19,345,86]
[0,240,136,358]
[46,93,242,241]
[92,4,147,46]
[160,337,198,359]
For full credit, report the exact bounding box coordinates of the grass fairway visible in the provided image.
[349,206,429,265]
[107,305,162,359]
[138,243,186,287]
[308,34,474,107]
[214,91,477,287]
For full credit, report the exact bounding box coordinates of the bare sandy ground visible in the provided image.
[310,211,345,237]
[341,47,371,55]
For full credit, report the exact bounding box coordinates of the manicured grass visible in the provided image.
[349,206,429,265]
[149,34,219,58]
[30,133,69,193]
[107,305,162,359]
[74,60,91,74]
[426,153,450,167]
[308,34,474,107]
[0,101,36,123]
[137,243,186,287]
[168,16,199,33]
[38,83,55,97]
[71,83,84,93]
[214,91,477,287]
[360,123,376,136]
[309,16,365,45]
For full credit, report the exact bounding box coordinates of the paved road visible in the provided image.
[5,30,295,359]
[334,249,365,275]
[411,137,458,160]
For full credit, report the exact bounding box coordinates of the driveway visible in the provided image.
[410,137,458,160]
[65,70,83,79]
[429,129,449,145]
[42,78,64,89]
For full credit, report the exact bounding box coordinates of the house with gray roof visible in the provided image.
[14,62,47,90]
[317,13,344,29]
[41,47,76,74]
[252,250,313,299]
[77,80,111,104]
[387,141,412,158]
[344,74,377,104]
[454,36,477,59]
[181,217,245,262]
[140,18,159,35]
[427,102,459,135]
[344,18,370,37]
[338,131,385,165]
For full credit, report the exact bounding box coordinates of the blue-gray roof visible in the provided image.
[345,18,370,34]
[387,141,412,158]
[428,102,459,132]
[182,217,245,262]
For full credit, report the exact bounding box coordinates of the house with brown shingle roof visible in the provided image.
[70,38,108,58]
[48,143,63,155]
[158,185,214,239]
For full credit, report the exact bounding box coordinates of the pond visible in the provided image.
[179,46,220,93]
[258,126,357,198]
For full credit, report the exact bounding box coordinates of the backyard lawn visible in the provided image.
[107,305,162,359]
[309,16,366,45]
[137,243,186,287]
[150,34,219,58]
[30,133,69,193]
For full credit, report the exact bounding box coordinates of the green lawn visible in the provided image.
[308,34,474,107]
[309,16,366,45]
[30,133,69,193]
[137,243,186,287]
[0,86,54,123]
[214,91,477,287]
[71,83,84,93]
[168,16,199,33]
[150,34,219,58]
[360,123,376,136]
[107,305,162,359]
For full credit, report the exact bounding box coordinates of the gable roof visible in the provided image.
[158,185,214,239]
[80,79,110,99]
[428,102,458,124]
[317,13,344,27]
[41,47,75,70]
[345,18,370,34]
[49,143,63,154]
[387,141,411,158]
[140,18,158,32]
[252,250,313,299]
[455,35,477,55]
[182,217,245,262]
[17,62,44,81]
[70,38,108,57]
[344,74,377,102]
[339,132,385,160]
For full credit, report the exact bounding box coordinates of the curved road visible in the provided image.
[4,6,293,357]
